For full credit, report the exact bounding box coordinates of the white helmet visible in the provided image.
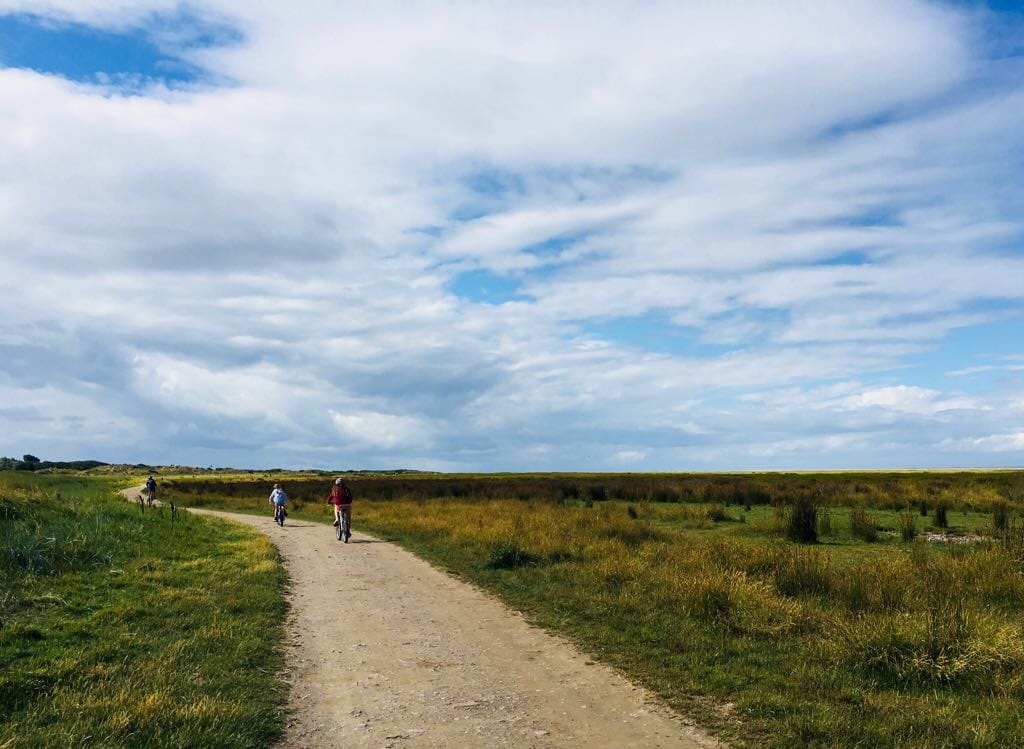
[335,478,344,485]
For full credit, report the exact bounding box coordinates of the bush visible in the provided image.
[935,502,949,529]
[787,497,818,544]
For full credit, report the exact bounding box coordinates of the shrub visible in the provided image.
[935,502,949,529]
[787,496,818,544]
[919,500,929,517]
[626,504,638,520]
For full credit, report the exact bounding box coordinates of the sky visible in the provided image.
[0,1,1022,471]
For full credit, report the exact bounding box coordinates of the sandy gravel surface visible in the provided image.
[155,495,718,748]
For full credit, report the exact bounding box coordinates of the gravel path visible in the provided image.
[125,486,718,748]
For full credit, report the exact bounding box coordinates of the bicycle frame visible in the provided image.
[335,505,351,541]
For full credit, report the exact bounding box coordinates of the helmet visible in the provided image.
[335,478,344,485]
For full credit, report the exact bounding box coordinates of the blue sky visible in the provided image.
[0,8,239,89]
[0,0,1022,470]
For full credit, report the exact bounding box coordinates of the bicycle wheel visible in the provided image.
[336,517,343,540]
[342,513,350,543]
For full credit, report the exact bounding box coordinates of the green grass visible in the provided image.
[162,474,1024,748]
[0,473,289,748]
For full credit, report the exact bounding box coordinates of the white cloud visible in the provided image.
[948,364,1024,376]
[837,386,979,415]
[0,1,1022,469]
[612,450,647,464]
[939,432,1024,453]
[328,409,434,450]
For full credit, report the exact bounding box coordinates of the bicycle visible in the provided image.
[335,507,350,542]
[274,503,286,527]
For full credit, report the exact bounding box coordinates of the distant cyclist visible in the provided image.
[269,483,288,525]
[326,478,353,539]
[145,476,157,505]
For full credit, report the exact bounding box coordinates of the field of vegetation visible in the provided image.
[0,472,289,748]
[162,470,1024,748]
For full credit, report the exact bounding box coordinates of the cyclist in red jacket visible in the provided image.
[326,478,353,537]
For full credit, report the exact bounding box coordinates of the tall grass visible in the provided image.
[786,496,818,543]
[850,505,878,542]
[161,472,1024,747]
[164,469,1024,514]
[345,496,1024,747]
[898,511,917,542]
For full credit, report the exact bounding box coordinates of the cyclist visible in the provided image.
[269,483,288,524]
[326,478,353,539]
[145,475,157,505]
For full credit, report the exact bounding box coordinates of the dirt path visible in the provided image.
[122,488,718,748]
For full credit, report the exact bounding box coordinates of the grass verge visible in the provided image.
[0,473,288,749]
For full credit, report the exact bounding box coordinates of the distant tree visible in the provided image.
[15,454,43,471]
[0,456,18,471]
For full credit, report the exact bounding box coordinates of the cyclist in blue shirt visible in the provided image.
[269,483,288,524]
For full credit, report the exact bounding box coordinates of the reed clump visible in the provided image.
[850,506,878,542]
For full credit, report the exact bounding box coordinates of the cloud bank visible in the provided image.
[1,0,1022,469]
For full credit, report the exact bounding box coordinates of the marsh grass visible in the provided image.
[850,505,879,542]
[0,474,288,748]
[786,496,818,544]
[898,511,918,542]
[993,500,1011,534]
[165,473,1024,748]
[817,505,833,537]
